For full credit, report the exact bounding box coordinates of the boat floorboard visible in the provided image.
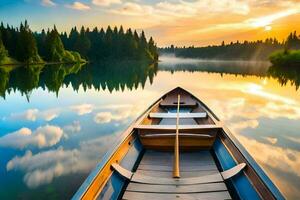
[122,150,231,200]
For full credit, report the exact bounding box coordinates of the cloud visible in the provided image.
[41,0,56,7]
[92,0,121,7]
[110,2,153,16]
[63,121,81,133]
[6,135,115,188]
[70,104,93,115]
[0,125,64,149]
[10,108,60,122]
[111,0,250,18]
[66,2,91,10]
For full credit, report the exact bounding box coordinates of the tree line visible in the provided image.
[0,21,158,65]
[160,31,300,61]
[58,25,158,61]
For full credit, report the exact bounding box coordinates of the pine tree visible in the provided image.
[16,20,42,63]
[73,26,91,58]
[0,32,8,63]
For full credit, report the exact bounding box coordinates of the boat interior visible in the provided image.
[73,87,284,200]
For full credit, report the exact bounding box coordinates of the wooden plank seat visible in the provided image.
[139,133,214,138]
[123,191,232,200]
[111,162,246,185]
[149,112,207,119]
[135,124,222,130]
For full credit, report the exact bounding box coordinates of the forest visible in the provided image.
[160,31,300,61]
[0,21,158,66]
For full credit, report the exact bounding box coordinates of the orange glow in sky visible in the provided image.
[1,0,300,46]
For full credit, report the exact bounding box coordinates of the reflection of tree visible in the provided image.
[65,61,157,93]
[0,61,157,99]
[158,60,269,77]
[0,67,11,98]
[39,63,83,95]
[9,65,44,100]
[268,65,300,90]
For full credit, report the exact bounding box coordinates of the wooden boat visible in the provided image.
[73,87,284,200]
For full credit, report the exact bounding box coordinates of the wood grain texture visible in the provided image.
[123,191,232,200]
[126,182,228,193]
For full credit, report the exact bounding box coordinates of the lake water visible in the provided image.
[0,56,299,199]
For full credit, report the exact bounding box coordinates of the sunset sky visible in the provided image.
[1,0,300,46]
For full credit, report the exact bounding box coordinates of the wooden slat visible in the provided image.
[140,155,215,165]
[123,191,232,200]
[137,164,218,171]
[131,172,223,185]
[143,150,213,160]
[140,133,214,138]
[135,124,222,130]
[140,158,214,166]
[135,170,219,178]
[159,118,198,125]
[149,112,207,118]
[126,182,228,193]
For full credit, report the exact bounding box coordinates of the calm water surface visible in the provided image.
[0,56,299,199]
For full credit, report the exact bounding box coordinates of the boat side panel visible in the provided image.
[98,137,143,200]
[213,138,261,200]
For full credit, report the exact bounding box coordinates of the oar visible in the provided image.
[173,94,180,178]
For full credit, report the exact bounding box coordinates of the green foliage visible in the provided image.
[161,31,300,61]
[60,25,158,62]
[286,31,300,50]
[0,32,18,65]
[41,27,84,63]
[0,21,84,65]
[269,50,300,67]
[16,21,43,64]
[0,21,157,65]
[0,33,8,63]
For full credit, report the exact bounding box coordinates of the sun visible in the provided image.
[264,26,272,31]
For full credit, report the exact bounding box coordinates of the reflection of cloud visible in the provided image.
[235,134,300,198]
[93,104,141,124]
[10,108,60,122]
[285,136,300,144]
[6,135,115,188]
[0,125,63,149]
[63,121,81,133]
[228,119,259,134]
[237,134,300,184]
[263,136,278,145]
[41,0,56,7]
[11,109,39,121]
[94,112,112,124]
[70,104,93,115]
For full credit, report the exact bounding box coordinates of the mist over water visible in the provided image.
[159,54,270,76]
